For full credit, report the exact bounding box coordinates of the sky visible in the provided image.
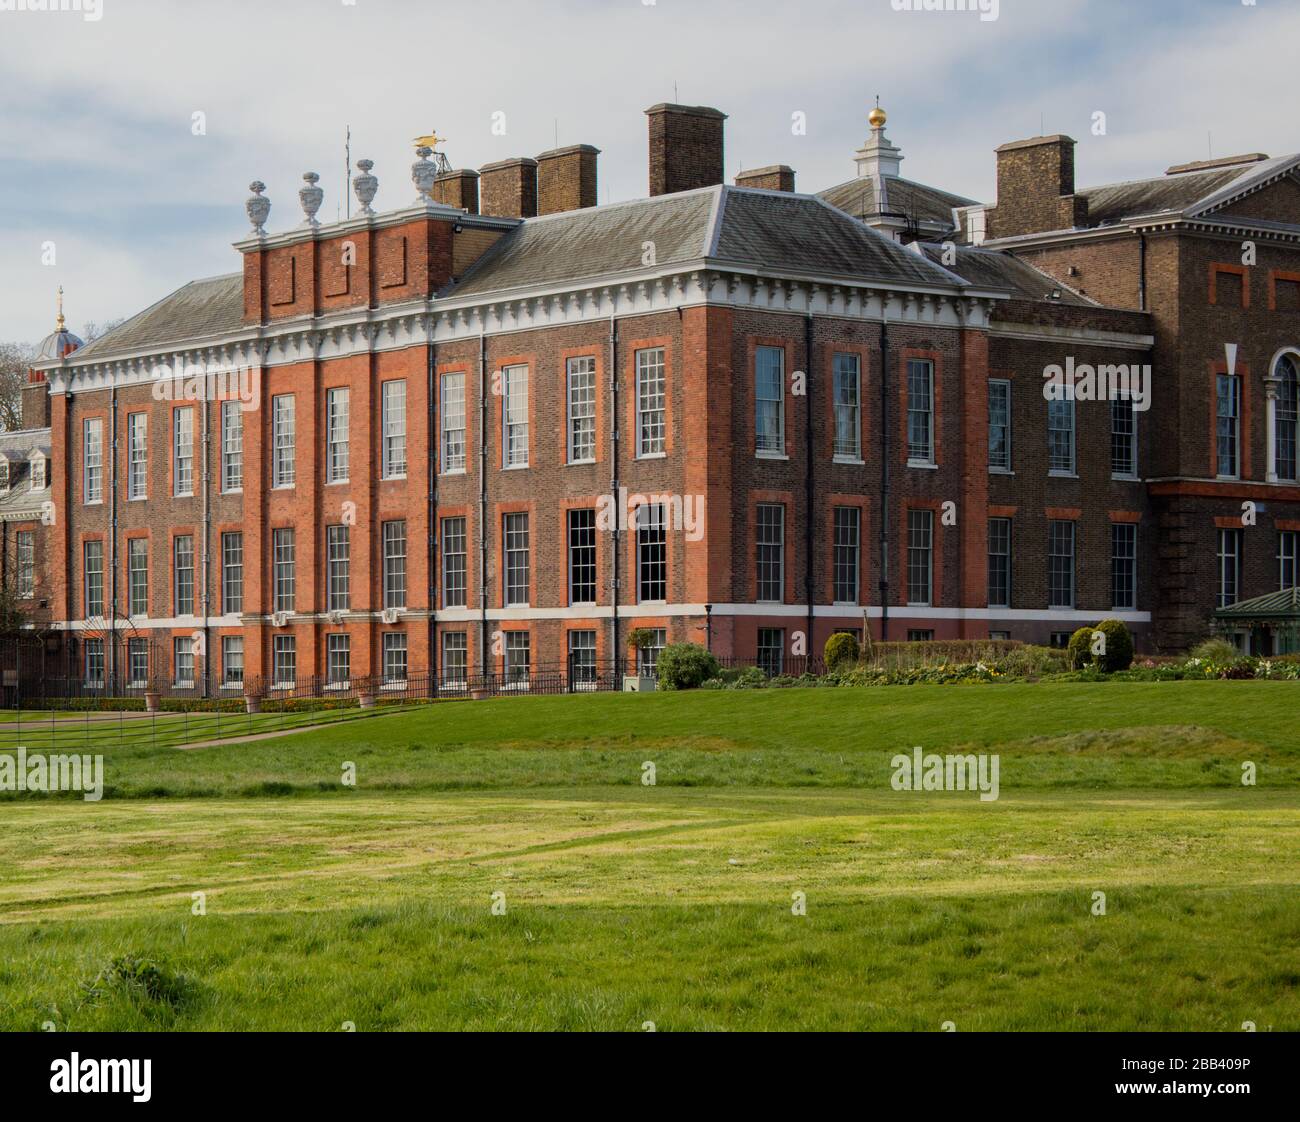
[1,0,1297,345]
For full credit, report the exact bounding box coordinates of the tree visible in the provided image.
[0,341,33,432]
[80,317,126,343]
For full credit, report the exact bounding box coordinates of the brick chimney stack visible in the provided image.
[986,135,1089,239]
[433,169,480,214]
[536,144,600,214]
[479,157,538,219]
[646,103,726,196]
[735,165,795,192]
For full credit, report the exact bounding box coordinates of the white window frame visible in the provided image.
[83,417,104,503]
[272,394,296,489]
[221,400,244,493]
[382,380,408,479]
[440,372,466,474]
[567,356,597,464]
[636,348,666,458]
[326,386,350,484]
[503,364,529,468]
[755,346,785,456]
[173,407,194,497]
[833,352,862,461]
[127,412,147,500]
[988,378,1012,473]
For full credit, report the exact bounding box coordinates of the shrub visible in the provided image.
[1093,619,1135,672]
[824,632,860,672]
[995,645,1068,679]
[1189,638,1239,664]
[1067,627,1095,670]
[655,643,721,691]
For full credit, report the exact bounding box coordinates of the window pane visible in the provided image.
[326,387,350,483]
[84,418,104,502]
[504,365,529,467]
[637,503,667,602]
[637,348,666,456]
[383,380,408,477]
[222,401,244,491]
[1048,521,1075,608]
[327,525,350,612]
[568,356,597,462]
[757,628,785,677]
[1217,374,1239,478]
[988,517,1011,608]
[833,353,861,458]
[1111,397,1136,476]
[988,380,1011,470]
[907,509,933,605]
[174,408,194,495]
[222,532,244,615]
[568,508,597,605]
[504,513,530,605]
[1111,523,1137,610]
[273,528,296,613]
[128,413,147,499]
[755,346,784,454]
[756,503,784,602]
[174,535,194,616]
[273,395,296,487]
[441,373,466,472]
[1048,398,1075,473]
[441,517,467,609]
[833,506,860,604]
[383,521,407,609]
[907,360,934,463]
[442,631,467,684]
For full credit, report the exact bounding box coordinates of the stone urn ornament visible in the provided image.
[299,171,324,226]
[353,159,378,216]
[245,181,270,235]
[412,147,437,203]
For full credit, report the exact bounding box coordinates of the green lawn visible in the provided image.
[0,683,1297,1030]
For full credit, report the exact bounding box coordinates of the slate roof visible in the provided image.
[0,428,52,519]
[915,243,1095,305]
[818,175,975,229]
[448,185,969,297]
[57,186,984,366]
[72,274,245,361]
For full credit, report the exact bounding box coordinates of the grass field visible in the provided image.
[1,682,1297,1031]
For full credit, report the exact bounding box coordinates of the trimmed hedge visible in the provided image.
[655,643,721,691]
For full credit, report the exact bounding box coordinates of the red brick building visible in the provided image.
[10,103,1300,693]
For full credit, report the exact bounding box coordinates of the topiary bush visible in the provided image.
[655,643,721,691]
[1067,626,1095,670]
[824,632,860,673]
[1092,618,1135,672]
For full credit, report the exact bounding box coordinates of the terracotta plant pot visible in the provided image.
[144,692,161,713]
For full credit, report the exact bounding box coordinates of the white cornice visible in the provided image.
[44,266,1005,396]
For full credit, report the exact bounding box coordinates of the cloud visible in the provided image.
[0,0,1295,342]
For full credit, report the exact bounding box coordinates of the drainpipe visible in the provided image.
[879,312,891,643]
[478,331,489,675]
[609,310,621,676]
[109,385,119,693]
[426,320,437,683]
[803,312,815,661]
[1138,232,1147,312]
[201,377,212,698]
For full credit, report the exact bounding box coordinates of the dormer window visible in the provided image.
[0,460,9,492]
[29,454,46,491]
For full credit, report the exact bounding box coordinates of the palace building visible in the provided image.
[6,103,1300,693]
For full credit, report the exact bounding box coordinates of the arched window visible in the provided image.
[1276,355,1300,481]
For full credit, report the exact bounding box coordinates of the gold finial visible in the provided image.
[868,96,887,129]
[413,132,446,151]
[56,284,65,331]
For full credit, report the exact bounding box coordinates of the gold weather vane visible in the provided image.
[413,132,446,151]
